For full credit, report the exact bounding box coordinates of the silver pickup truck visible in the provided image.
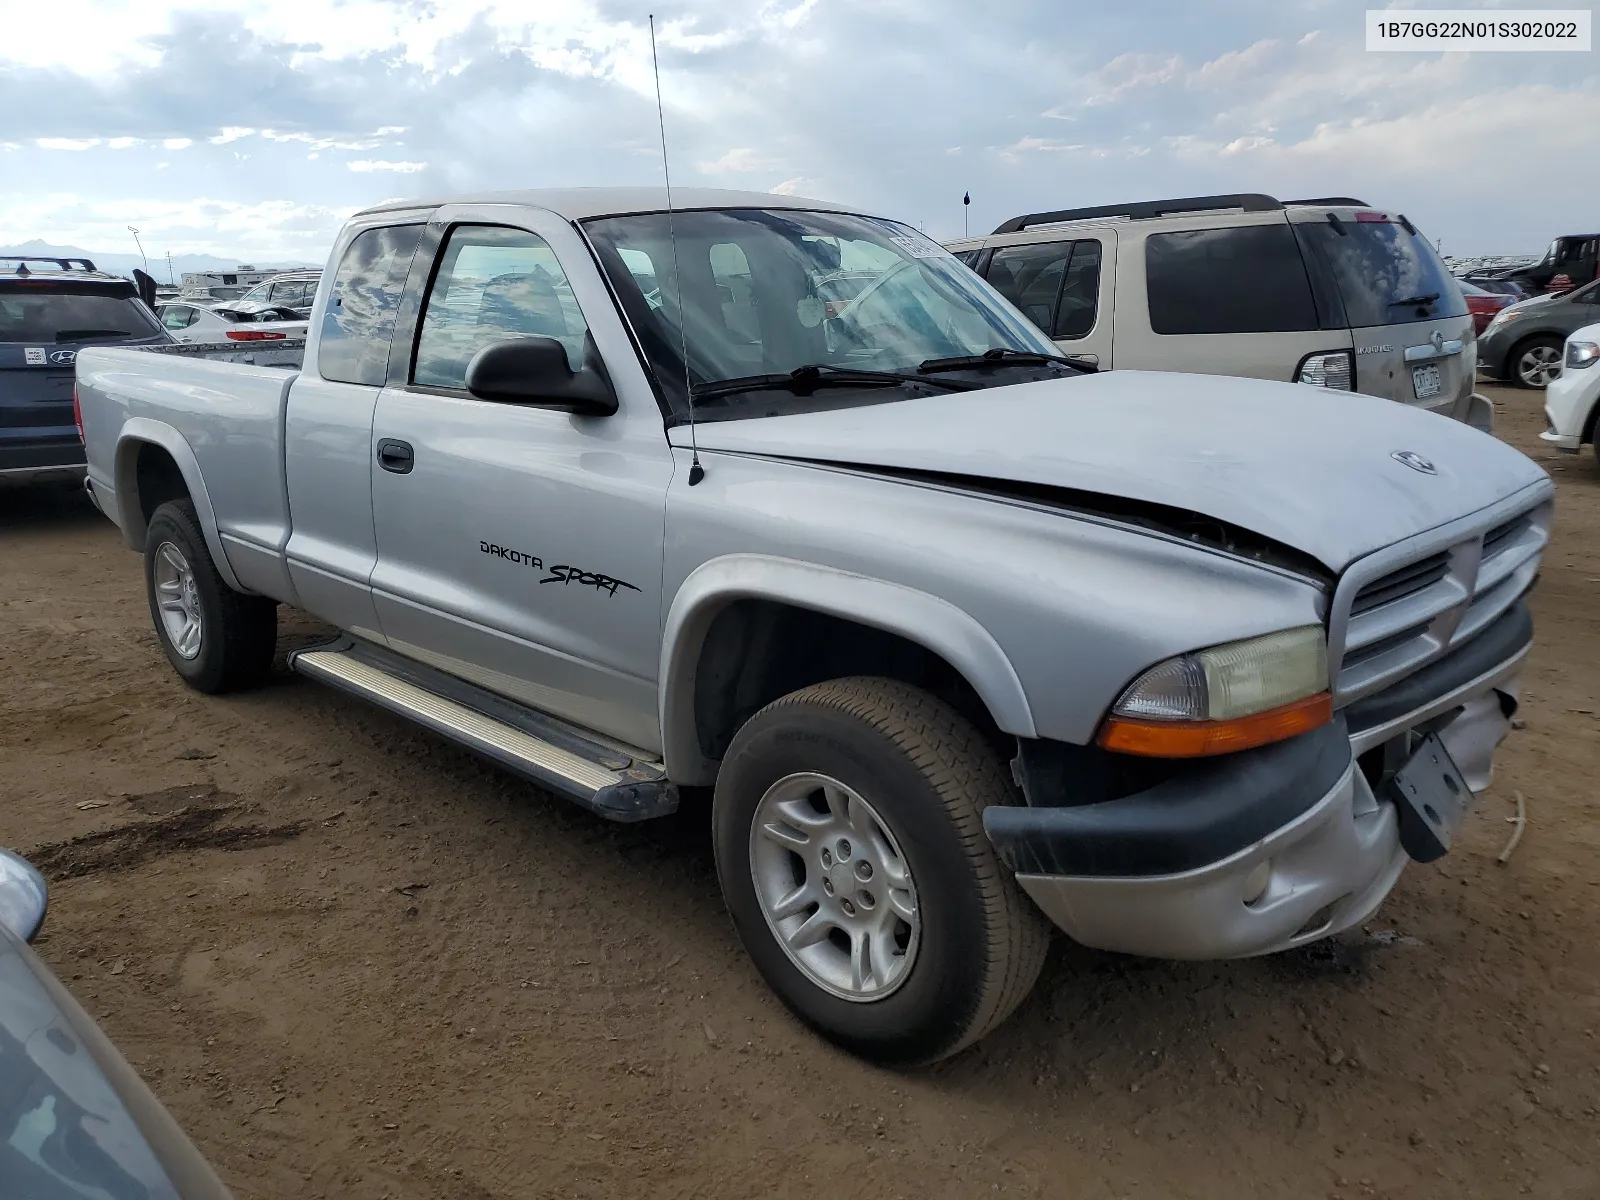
[77,188,1552,1064]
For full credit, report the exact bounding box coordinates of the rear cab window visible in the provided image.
[1293,216,1468,327]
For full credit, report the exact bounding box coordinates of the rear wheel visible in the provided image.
[1510,336,1563,388]
[712,677,1050,1065]
[143,499,277,693]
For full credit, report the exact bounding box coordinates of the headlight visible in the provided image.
[1294,350,1354,390]
[1488,310,1521,331]
[1566,340,1599,370]
[1099,627,1332,757]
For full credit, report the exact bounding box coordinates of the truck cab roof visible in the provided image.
[354,186,857,222]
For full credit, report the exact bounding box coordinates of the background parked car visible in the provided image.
[233,269,322,319]
[0,847,234,1198]
[1,256,170,487]
[1459,278,1515,335]
[1458,274,1529,300]
[157,300,308,345]
[947,193,1492,430]
[1477,277,1600,388]
[1540,321,1600,463]
[1471,234,1599,294]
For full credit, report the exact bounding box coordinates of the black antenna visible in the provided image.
[649,14,703,486]
[963,191,970,238]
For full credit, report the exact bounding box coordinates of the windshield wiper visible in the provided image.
[54,328,133,342]
[691,362,977,402]
[918,347,1095,373]
[1388,294,1439,308]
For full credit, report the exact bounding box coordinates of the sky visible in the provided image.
[0,0,1594,265]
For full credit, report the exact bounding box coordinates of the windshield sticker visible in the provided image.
[24,347,46,365]
[796,296,824,328]
[885,232,948,261]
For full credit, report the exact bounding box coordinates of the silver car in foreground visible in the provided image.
[75,188,1551,1063]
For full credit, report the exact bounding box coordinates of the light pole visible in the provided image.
[164,250,174,285]
[127,226,148,275]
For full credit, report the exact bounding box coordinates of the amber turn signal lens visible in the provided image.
[1097,691,1334,758]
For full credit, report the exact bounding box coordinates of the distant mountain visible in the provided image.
[0,239,320,283]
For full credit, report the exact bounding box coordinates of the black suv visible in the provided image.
[1,257,169,486]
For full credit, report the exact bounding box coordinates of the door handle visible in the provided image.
[377,438,414,474]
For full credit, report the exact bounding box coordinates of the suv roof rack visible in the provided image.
[1282,197,1369,207]
[0,254,99,274]
[992,194,1284,235]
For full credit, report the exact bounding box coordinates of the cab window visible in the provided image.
[412,225,590,391]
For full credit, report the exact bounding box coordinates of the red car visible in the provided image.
[1459,279,1513,335]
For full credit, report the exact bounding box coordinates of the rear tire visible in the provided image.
[1509,336,1563,389]
[143,499,277,693]
[712,677,1050,1065]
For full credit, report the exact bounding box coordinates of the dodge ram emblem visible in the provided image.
[49,350,77,364]
[1391,450,1436,475]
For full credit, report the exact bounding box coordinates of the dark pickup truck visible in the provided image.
[0,257,169,487]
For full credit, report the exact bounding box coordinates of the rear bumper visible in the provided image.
[0,460,86,487]
[987,606,1529,960]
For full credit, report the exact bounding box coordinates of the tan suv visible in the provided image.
[947,193,1493,431]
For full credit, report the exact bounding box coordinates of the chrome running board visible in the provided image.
[288,638,677,822]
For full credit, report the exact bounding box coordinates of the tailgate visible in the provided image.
[1351,314,1478,420]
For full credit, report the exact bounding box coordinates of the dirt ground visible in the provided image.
[3,383,1597,1200]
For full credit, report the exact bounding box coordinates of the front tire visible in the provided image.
[713,677,1050,1065]
[1510,336,1563,388]
[143,499,277,693]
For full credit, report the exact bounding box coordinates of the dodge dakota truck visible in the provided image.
[76,188,1552,1064]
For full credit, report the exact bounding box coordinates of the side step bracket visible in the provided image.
[288,638,678,823]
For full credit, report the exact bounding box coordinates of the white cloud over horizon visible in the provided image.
[0,0,1593,262]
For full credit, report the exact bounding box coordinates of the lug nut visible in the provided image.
[821,848,833,868]
[855,861,873,882]
[857,890,875,910]
[823,879,834,896]
[841,899,856,916]
[836,839,852,861]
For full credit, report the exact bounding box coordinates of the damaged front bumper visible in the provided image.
[985,602,1529,961]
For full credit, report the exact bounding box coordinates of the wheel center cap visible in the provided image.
[828,862,856,900]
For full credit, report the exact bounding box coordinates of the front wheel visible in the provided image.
[144,499,277,693]
[1510,336,1563,388]
[712,677,1050,1065]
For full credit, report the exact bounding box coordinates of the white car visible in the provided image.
[156,299,309,345]
[1540,321,1600,464]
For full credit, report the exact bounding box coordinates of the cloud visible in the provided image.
[346,159,428,172]
[0,0,1592,259]
[698,146,782,173]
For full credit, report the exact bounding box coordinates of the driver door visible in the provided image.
[367,204,674,750]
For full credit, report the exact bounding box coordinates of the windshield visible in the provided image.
[0,287,162,342]
[583,208,1059,417]
[1297,220,1468,328]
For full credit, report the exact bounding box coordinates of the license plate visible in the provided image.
[1387,733,1472,863]
[1412,363,1443,399]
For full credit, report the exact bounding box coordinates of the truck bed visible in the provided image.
[76,341,304,598]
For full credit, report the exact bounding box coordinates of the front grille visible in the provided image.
[1350,551,1451,616]
[1330,494,1550,705]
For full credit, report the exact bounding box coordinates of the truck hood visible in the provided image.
[670,370,1550,572]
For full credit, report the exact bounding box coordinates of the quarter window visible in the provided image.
[317,224,423,386]
[412,225,590,391]
[161,305,195,330]
[1145,225,1318,335]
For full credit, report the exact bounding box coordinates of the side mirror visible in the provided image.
[464,331,619,416]
[0,848,48,943]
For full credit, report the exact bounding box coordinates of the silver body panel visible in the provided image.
[73,192,1553,962]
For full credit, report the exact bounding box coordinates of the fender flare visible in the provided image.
[658,554,1036,785]
[113,418,247,593]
